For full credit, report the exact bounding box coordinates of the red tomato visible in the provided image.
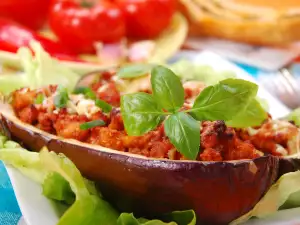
[0,0,51,30]
[49,0,126,54]
[116,0,176,39]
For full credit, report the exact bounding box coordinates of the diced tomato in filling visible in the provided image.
[18,105,38,124]
[88,127,126,151]
[12,88,37,111]
[37,111,58,133]
[54,113,90,142]
[11,83,299,161]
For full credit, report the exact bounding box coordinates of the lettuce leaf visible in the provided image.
[0,135,195,225]
[117,210,196,225]
[230,171,300,224]
[287,108,300,126]
[0,42,80,95]
[169,59,236,85]
[39,149,119,225]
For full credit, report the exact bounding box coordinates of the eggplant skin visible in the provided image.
[278,157,300,179]
[0,113,279,225]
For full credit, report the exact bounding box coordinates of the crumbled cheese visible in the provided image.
[247,127,259,136]
[66,101,77,114]
[76,99,100,118]
[69,94,85,105]
[20,88,29,94]
[287,129,300,155]
[275,144,288,156]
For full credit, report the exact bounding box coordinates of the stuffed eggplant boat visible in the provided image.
[0,65,299,224]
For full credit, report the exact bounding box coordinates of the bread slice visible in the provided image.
[179,0,300,46]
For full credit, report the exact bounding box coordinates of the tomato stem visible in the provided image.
[81,0,93,8]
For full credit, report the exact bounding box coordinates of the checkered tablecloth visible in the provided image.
[0,161,21,225]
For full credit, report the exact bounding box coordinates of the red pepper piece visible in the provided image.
[0,18,82,62]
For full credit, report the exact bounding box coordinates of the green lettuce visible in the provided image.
[117,210,196,225]
[0,42,80,95]
[169,59,236,85]
[287,108,300,126]
[231,171,300,224]
[0,135,196,225]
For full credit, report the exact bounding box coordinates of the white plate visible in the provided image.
[5,51,294,225]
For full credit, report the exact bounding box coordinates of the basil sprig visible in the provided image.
[121,93,163,136]
[117,64,154,79]
[34,93,45,104]
[54,86,69,109]
[188,78,258,121]
[151,66,185,112]
[80,120,106,130]
[121,65,266,160]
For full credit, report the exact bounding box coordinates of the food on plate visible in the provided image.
[1,62,292,224]
[0,0,51,30]
[1,46,300,224]
[179,0,300,46]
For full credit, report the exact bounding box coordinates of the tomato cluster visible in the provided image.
[0,0,175,54]
[49,0,176,53]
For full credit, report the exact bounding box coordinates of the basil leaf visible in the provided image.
[190,79,258,121]
[73,86,90,95]
[226,99,268,128]
[151,66,184,112]
[164,112,200,160]
[121,93,163,136]
[117,64,154,79]
[34,93,44,104]
[54,86,69,109]
[73,87,96,100]
[95,99,112,113]
[80,120,106,130]
[287,108,300,126]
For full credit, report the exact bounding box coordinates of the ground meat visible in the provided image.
[54,113,90,141]
[238,120,299,156]
[11,84,300,161]
[108,109,123,131]
[12,88,37,111]
[88,127,126,151]
[96,82,121,107]
[18,105,38,124]
[201,121,258,160]
[90,111,109,124]
[37,111,58,133]
[149,139,173,158]
[200,148,222,161]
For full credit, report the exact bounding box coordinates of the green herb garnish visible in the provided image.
[117,64,154,79]
[73,87,96,100]
[95,99,112,113]
[74,87,112,112]
[121,65,266,160]
[34,93,45,104]
[80,120,106,130]
[54,86,69,109]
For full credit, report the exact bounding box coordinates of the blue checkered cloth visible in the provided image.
[0,161,21,225]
